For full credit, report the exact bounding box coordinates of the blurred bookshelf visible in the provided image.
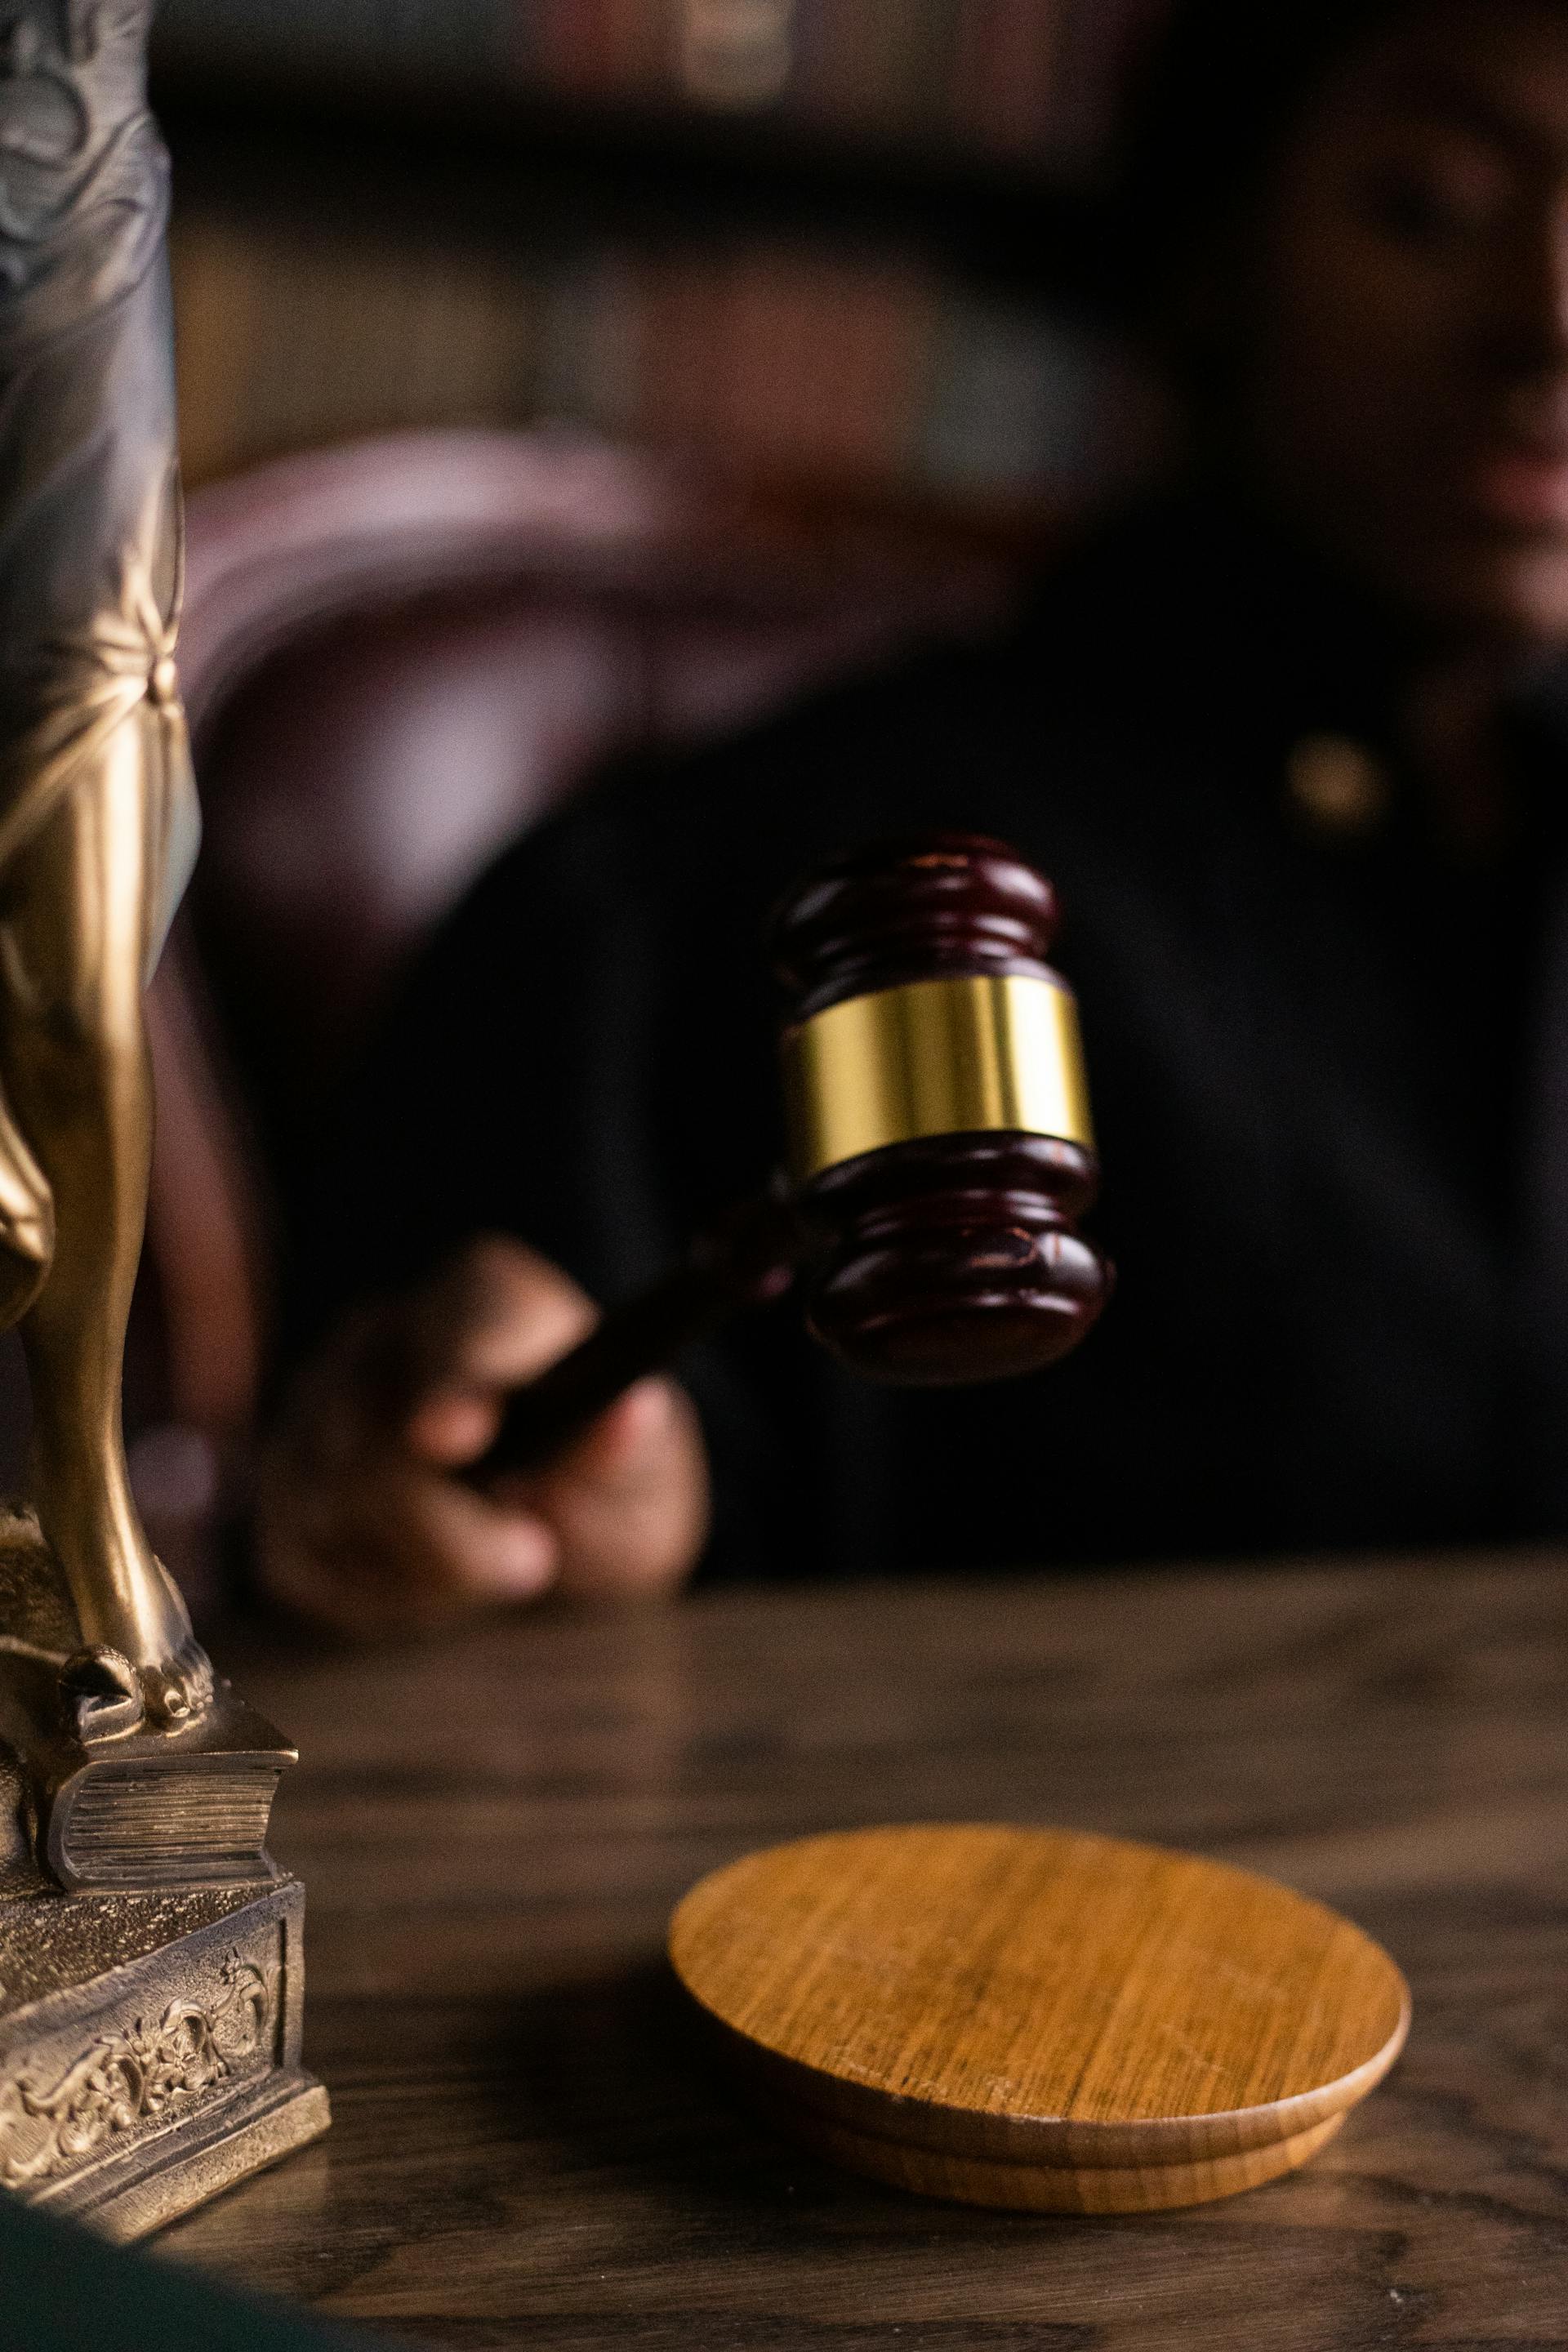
[155,0,1172,533]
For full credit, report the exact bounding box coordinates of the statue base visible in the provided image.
[0,1865,328,2238]
[0,1508,330,2233]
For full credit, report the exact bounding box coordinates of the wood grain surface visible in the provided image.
[668,1824,1410,2210]
[157,1554,1568,2350]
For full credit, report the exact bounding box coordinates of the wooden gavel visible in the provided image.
[471,831,1111,1481]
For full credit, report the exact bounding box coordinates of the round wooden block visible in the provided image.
[668,1824,1410,2214]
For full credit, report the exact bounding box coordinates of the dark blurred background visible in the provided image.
[152,0,1168,518]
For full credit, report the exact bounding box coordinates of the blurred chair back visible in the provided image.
[136,428,1008,1597]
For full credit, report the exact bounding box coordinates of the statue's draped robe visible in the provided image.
[0,4,197,1325]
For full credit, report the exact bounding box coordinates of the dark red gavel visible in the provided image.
[471,831,1110,1480]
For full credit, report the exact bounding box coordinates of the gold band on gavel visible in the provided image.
[782,973,1095,1184]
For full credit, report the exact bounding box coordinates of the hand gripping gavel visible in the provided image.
[471,831,1111,1481]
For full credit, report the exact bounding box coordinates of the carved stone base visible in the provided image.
[0,1870,329,2239]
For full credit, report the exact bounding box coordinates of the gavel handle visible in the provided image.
[467,1185,807,1483]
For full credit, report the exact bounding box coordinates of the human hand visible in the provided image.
[256,1236,710,1634]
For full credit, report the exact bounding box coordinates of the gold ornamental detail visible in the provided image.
[782,973,1094,1183]
[0,1951,278,2189]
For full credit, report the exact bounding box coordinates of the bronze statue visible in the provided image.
[0,2,327,2238]
[0,0,206,1728]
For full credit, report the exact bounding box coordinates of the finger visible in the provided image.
[539,1378,681,1491]
[409,1236,599,1396]
[268,1508,555,1637]
[493,1377,710,1601]
[353,1463,561,1602]
[397,1237,608,1468]
[406,1386,501,1466]
[486,1380,680,1519]
[282,1239,603,1484]
[266,1449,563,1633]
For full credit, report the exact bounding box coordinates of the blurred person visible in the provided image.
[262,0,1568,1630]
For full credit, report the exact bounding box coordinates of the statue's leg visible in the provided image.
[0,715,207,1724]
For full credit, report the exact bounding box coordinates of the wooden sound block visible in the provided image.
[668,1824,1410,2215]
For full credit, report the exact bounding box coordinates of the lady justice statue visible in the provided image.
[0,0,206,1730]
[0,5,327,2238]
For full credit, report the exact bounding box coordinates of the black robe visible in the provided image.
[295,493,1568,1579]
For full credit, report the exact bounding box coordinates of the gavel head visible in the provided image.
[772,832,1111,1385]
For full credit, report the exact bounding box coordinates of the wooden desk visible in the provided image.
[162,1558,1568,2349]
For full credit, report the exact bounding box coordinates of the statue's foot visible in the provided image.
[58,1633,215,1742]
[34,1484,213,1731]
[137,1634,215,1729]
[59,1646,144,1740]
